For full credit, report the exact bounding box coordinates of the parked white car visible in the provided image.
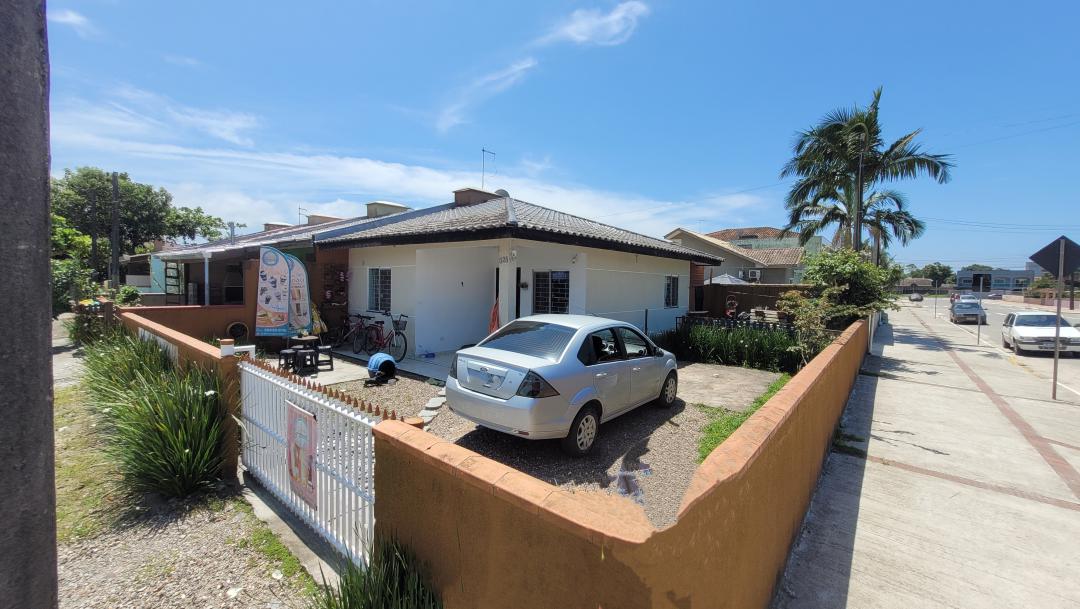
[1001,312,1080,356]
[445,315,679,456]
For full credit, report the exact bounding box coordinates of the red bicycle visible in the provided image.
[362,311,408,361]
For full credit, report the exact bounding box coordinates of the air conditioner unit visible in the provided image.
[748,269,762,281]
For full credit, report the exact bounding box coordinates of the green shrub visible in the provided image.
[52,258,94,315]
[116,285,142,306]
[83,332,225,498]
[65,310,109,345]
[313,538,442,609]
[653,324,801,373]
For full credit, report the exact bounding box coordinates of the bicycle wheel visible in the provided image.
[351,327,365,353]
[387,331,408,362]
[363,326,381,355]
[331,325,347,348]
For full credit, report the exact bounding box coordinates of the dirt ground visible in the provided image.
[330,374,442,420]
[428,362,779,528]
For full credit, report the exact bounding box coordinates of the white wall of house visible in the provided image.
[415,245,497,354]
[345,238,691,356]
[585,248,688,333]
[348,246,417,353]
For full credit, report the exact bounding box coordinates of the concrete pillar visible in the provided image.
[0,1,58,607]
[203,253,211,306]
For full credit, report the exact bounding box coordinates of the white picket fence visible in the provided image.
[239,360,380,565]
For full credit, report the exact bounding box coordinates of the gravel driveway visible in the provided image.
[428,362,779,528]
[330,374,441,420]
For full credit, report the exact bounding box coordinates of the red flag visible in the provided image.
[489,298,500,333]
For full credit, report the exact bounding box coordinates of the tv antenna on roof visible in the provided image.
[481,148,496,190]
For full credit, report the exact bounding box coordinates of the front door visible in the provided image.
[616,326,664,406]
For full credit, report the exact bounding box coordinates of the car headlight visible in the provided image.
[1070,338,1080,345]
[1017,337,1039,343]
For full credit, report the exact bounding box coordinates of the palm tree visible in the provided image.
[780,88,952,250]
[784,183,924,260]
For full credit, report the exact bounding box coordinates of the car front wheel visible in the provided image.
[562,404,600,457]
[657,372,677,407]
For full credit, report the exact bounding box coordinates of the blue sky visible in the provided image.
[48,1,1080,270]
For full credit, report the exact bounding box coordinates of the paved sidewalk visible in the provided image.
[773,306,1080,609]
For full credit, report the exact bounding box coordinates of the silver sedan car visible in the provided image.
[445,315,679,456]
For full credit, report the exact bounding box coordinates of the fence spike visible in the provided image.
[391,409,398,420]
[374,405,381,416]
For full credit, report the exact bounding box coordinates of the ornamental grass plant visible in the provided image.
[82,331,225,498]
[313,537,442,609]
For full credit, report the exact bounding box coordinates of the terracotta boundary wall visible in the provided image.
[118,311,243,481]
[373,320,868,609]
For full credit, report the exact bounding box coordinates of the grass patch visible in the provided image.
[697,374,792,462]
[312,537,442,609]
[230,499,318,596]
[54,386,118,542]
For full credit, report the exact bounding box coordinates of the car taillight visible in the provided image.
[448,355,458,379]
[516,371,559,398]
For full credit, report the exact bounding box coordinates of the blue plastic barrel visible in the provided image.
[367,352,397,379]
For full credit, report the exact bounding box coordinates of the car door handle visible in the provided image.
[632,367,642,372]
[595,372,609,378]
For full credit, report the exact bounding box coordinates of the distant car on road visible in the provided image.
[908,293,924,302]
[1001,312,1080,356]
[950,302,987,324]
[445,315,679,456]
[985,292,1003,300]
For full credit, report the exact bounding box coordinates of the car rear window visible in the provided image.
[1015,315,1071,327]
[478,321,576,361]
[955,303,981,310]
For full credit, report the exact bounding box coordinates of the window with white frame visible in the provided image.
[533,270,570,314]
[664,275,679,308]
[368,268,391,311]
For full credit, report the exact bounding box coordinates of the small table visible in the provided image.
[289,335,320,350]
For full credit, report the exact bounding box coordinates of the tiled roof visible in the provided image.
[707,226,795,241]
[316,197,719,263]
[156,215,382,259]
[746,247,804,266]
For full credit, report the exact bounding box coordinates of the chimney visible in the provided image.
[366,200,411,218]
[263,222,292,232]
[305,214,342,226]
[453,187,503,206]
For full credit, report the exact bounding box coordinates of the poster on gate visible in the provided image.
[256,247,291,336]
[286,400,318,509]
[284,253,313,334]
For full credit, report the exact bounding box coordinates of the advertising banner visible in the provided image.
[255,247,291,336]
[285,253,313,334]
[286,400,318,509]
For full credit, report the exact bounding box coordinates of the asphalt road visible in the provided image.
[906,297,1080,400]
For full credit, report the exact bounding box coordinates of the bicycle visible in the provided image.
[329,313,374,353]
[363,311,408,362]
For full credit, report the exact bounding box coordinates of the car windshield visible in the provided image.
[1014,315,1072,327]
[478,320,576,361]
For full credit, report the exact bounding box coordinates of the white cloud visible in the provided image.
[437,58,538,132]
[48,8,99,39]
[167,107,259,147]
[538,1,650,47]
[164,54,202,68]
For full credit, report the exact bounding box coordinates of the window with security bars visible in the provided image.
[533,270,570,314]
[368,268,391,311]
[664,275,679,308]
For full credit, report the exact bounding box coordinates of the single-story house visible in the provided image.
[314,188,719,357]
[665,228,805,285]
[955,268,1035,292]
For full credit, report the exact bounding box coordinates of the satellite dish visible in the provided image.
[494,189,510,197]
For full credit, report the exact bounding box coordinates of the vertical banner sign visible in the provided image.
[285,253,313,334]
[286,401,318,509]
[256,247,291,336]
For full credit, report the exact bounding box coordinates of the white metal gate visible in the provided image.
[239,359,383,564]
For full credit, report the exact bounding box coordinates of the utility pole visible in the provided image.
[88,189,99,281]
[0,0,58,606]
[109,172,120,290]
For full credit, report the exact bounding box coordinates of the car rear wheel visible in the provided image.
[657,372,677,407]
[562,404,600,457]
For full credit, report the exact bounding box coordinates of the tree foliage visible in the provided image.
[916,262,953,285]
[780,88,951,253]
[51,213,92,261]
[50,167,226,274]
[801,249,898,323]
[961,264,993,271]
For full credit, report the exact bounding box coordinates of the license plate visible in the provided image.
[1039,345,1056,350]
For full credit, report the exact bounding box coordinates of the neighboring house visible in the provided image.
[313,188,719,357]
[665,228,805,285]
[706,226,825,257]
[955,268,1036,292]
[896,277,934,292]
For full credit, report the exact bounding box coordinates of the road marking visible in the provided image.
[913,312,1080,500]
